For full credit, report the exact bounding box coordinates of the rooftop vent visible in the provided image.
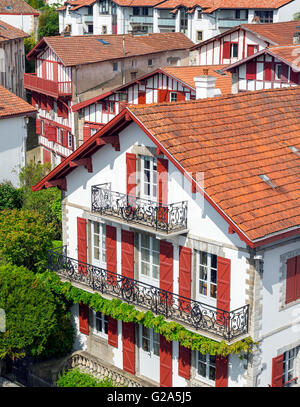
[97,39,110,45]
[258,174,277,189]
[289,145,300,157]
[293,31,300,45]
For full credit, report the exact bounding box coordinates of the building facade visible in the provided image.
[34,85,300,387]
[0,0,39,39]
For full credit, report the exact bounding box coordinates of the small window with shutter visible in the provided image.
[282,347,299,386]
[93,310,108,337]
[285,255,300,304]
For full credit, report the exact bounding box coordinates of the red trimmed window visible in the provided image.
[223,42,238,60]
[247,44,258,57]
[102,100,115,114]
[285,255,300,304]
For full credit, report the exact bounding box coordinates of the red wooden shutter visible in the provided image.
[53,62,58,82]
[286,256,297,304]
[290,69,299,84]
[215,355,228,387]
[121,230,134,279]
[43,148,51,163]
[108,316,118,348]
[247,44,255,57]
[36,118,42,135]
[177,92,186,101]
[79,302,89,335]
[157,157,168,205]
[158,89,168,102]
[217,257,231,326]
[83,126,91,143]
[281,64,289,82]
[126,153,136,197]
[77,217,87,274]
[223,42,231,59]
[106,225,117,284]
[138,91,146,104]
[295,256,300,300]
[179,246,192,311]
[160,335,172,387]
[47,125,56,142]
[122,321,135,375]
[246,62,256,80]
[271,354,284,387]
[178,344,191,380]
[264,62,272,81]
[160,241,173,305]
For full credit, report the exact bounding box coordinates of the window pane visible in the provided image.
[94,234,99,247]
[198,362,206,377]
[199,281,207,295]
[94,222,99,234]
[211,269,217,284]
[94,248,99,260]
[141,234,150,249]
[152,265,159,280]
[199,251,207,265]
[141,247,150,263]
[209,366,216,381]
[199,265,207,281]
[210,284,217,298]
[211,254,217,269]
[141,262,150,276]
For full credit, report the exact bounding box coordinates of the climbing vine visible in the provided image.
[38,271,257,357]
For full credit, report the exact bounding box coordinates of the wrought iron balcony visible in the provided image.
[49,246,249,342]
[91,183,188,236]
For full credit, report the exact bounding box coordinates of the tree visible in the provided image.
[0,265,74,360]
[56,368,115,387]
[294,12,300,20]
[38,5,59,40]
[0,209,56,272]
[0,184,23,210]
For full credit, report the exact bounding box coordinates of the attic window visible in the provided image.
[289,146,300,157]
[5,5,12,10]
[97,39,110,45]
[258,174,277,189]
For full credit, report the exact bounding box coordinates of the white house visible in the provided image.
[0,85,37,186]
[33,83,300,387]
[58,0,300,43]
[0,0,39,39]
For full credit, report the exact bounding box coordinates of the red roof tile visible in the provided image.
[0,0,39,15]
[0,20,29,42]
[0,85,37,119]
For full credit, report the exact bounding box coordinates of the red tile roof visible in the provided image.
[204,0,293,13]
[0,0,39,15]
[0,85,37,119]
[58,0,165,10]
[33,86,300,246]
[0,20,29,42]
[27,32,193,67]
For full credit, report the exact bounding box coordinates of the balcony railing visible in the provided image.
[49,246,249,342]
[158,17,176,27]
[24,73,72,98]
[217,18,249,28]
[91,183,188,235]
[129,15,153,24]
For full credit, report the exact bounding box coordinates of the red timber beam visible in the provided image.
[69,157,93,172]
[45,178,67,191]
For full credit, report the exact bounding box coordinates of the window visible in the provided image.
[87,24,93,34]
[196,352,216,383]
[141,326,160,356]
[141,156,157,200]
[87,6,93,15]
[283,347,299,386]
[275,64,282,81]
[197,251,217,300]
[131,59,137,68]
[91,128,98,136]
[139,234,160,280]
[92,222,106,266]
[235,10,240,19]
[254,10,273,23]
[133,7,140,16]
[68,132,73,148]
[102,25,107,34]
[231,43,238,58]
[57,127,62,144]
[131,72,137,80]
[148,58,153,66]
[113,62,118,72]
[94,311,108,336]
[197,31,203,42]
[286,255,300,304]
[180,8,188,34]
[142,7,149,16]
[102,100,114,113]
[169,92,177,102]
[197,10,202,19]
[100,0,109,14]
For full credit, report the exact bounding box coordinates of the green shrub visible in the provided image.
[0,184,23,210]
[56,368,115,387]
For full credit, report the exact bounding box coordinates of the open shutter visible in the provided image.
[178,344,191,380]
[286,256,296,304]
[106,225,117,284]
[79,302,89,335]
[77,217,87,274]
[247,44,256,57]
[43,148,51,163]
[179,246,192,312]
[217,257,231,311]
[83,126,91,143]
[36,118,42,135]
[215,355,228,387]
[160,241,173,305]
[246,61,256,80]
[157,157,168,205]
[126,153,136,197]
[264,62,272,81]
[158,89,168,102]
[122,321,135,375]
[108,316,118,348]
[290,69,299,84]
[271,354,284,387]
[121,230,134,279]
[160,335,172,387]
[223,42,231,60]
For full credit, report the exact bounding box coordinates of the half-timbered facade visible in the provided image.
[72,65,232,144]
[24,32,192,165]
[190,20,300,66]
[222,45,300,93]
[34,86,300,387]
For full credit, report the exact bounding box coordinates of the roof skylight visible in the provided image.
[97,39,110,45]
[289,145,300,157]
[258,174,277,189]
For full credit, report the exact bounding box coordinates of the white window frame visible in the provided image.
[196,251,217,302]
[68,132,73,148]
[140,155,157,201]
[57,127,61,144]
[283,347,299,386]
[275,64,282,81]
[169,91,177,102]
[230,43,238,58]
[92,221,106,267]
[93,310,108,338]
[196,31,203,42]
[139,233,160,282]
[141,325,160,356]
[196,352,216,385]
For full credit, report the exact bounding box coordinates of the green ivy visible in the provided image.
[38,271,257,357]
[56,368,115,387]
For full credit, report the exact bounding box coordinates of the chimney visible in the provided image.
[293,31,300,44]
[193,75,220,99]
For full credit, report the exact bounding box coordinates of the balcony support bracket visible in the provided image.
[70,157,93,173]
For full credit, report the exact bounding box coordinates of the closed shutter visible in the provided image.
[79,302,89,335]
[215,355,228,387]
[246,62,256,80]
[160,241,173,305]
[122,321,135,375]
[217,257,231,326]
[223,42,231,60]
[43,148,51,163]
[178,344,191,380]
[108,316,118,348]
[83,126,91,143]
[296,256,300,300]
[158,89,168,102]
[53,62,58,82]
[179,246,192,311]
[177,92,186,101]
[286,256,296,304]
[77,217,87,274]
[121,230,134,279]
[160,335,172,387]
[264,62,273,81]
[47,125,57,142]
[106,225,117,284]
[138,91,146,104]
[247,44,256,57]
[157,157,168,205]
[271,354,284,387]
[126,153,136,197]
[290,69,299,84]
[36,118,42,135]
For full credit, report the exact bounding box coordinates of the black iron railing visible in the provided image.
[91,183,188,234]
[49,246,249,341]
